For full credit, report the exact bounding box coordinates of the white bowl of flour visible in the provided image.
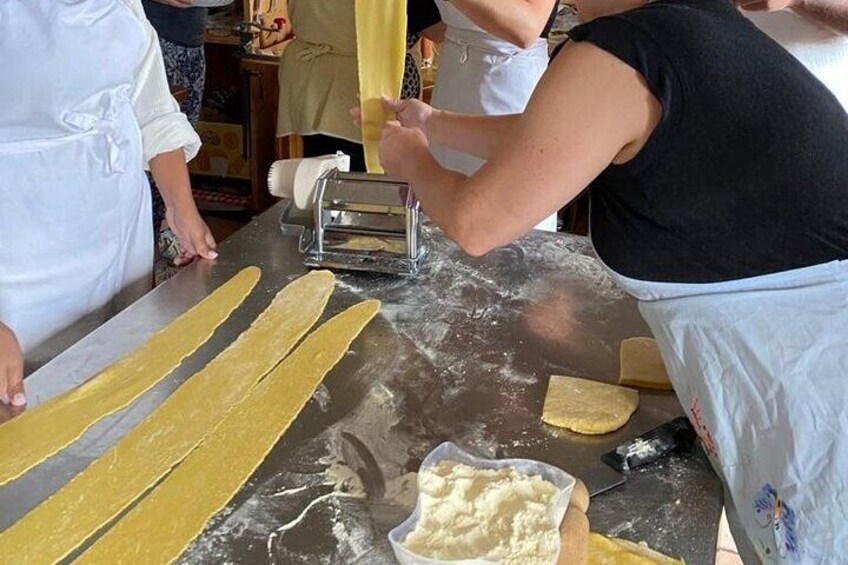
[389,443,576,565]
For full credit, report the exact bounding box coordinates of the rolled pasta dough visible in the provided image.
[355,0,407,173]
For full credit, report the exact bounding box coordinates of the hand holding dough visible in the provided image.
[619,338,672,391]
[542,375,639,435]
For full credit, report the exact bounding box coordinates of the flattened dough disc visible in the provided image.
[619,337,672,391]
[588,532,684,564]
[542,375,639,435]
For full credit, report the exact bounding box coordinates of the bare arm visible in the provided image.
[451,0,555,48]
[149,149,218,264]
[364,98,521,159]
[428,112,522,159]
[379,41,662,255]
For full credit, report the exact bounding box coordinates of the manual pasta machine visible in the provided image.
[268,153,427,276]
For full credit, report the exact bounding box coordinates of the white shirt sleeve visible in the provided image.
[124,0,201,168]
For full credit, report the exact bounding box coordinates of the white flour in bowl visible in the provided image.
[403,461,560,564]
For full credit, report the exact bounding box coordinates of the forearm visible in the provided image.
[796,0,848,33]
[451,0,551,48]
[403,144,546,257]
[428,111,521,160]
[149,149,197,214]
[403,150,486,254]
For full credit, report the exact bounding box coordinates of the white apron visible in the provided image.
[431,1,557,232]
[606,259,848,563]
[742,9,848,113]
[0,1,153,356]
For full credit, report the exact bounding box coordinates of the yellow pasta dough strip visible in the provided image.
[589,532,685,564]
[0,271,335,565]
[77,299,380,565]
[0,267,260,487]
[355,0,407,173]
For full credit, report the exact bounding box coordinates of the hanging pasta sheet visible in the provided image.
[355,0,408,173]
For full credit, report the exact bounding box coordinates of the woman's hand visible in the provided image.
[0,322,26,411]
[379,121,432,179]
[350,97,438,137]
[149,149,218,267]
[381,97,438,135]
[165,206,218,267]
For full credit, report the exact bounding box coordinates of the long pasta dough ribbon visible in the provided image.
[0,271,336,565]
[77,300,380,564]
[355,0,407,173]
[0,267,260,487]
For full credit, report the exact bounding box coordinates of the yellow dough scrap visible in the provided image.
[355,0,407,173]
[0,267,260,487]
[329,236,408,254]
[542,375,639,435]
[619,337,673,391]
[589,532,685,564]
[329,236,387,252]
[77,300,381,565]
[0,271,335,565]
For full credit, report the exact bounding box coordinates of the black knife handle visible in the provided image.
[601,417,696,473]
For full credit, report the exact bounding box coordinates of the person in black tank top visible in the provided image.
[365,0,848,560]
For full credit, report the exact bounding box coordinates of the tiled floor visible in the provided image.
[716,509,743,565]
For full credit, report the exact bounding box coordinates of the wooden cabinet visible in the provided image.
[191,3,293,215]
[241,56,290,213]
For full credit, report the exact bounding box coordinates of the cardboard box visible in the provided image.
[188,121,250,180]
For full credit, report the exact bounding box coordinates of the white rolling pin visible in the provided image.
[267,152,351,210]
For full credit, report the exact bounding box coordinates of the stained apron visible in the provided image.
[606,258,848,563]
[0,0,152,356]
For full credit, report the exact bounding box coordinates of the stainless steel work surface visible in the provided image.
[0,203,723,564]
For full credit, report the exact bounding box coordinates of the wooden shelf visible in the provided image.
[205,31,241,46]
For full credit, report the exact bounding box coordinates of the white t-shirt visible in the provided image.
[743,9,848,111]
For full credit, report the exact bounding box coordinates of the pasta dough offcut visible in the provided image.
[355,0,407,173]
[619,337,672,390]
[542,375,639,435]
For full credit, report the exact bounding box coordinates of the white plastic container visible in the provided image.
[388,442,576,565]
